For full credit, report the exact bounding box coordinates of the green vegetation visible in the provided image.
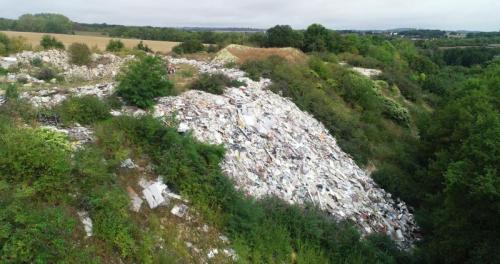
[106,39,124,52]
[172,38,205,54]
[13,13,73,34]
[265,25,303,48]
[0,32,31,56]
[40,34,65,49]
[55,96,112,125]
[68,43,92,65]
[116,55,174,108]
[190,73,245,95]
[96,115,410,263]
[135,41,152,52]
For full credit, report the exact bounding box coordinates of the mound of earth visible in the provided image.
[213,44,306,64]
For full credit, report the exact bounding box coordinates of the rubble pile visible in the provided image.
[13,50,132,81]
[20,83,114,108]
[156,58,418,247]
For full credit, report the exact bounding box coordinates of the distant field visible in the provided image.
[1,31,180,53]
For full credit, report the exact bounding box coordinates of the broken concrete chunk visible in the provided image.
[142,181,168,209]
[170,204,189,218]
[177,122,190,133]
[77,211,93,237]
[121,158,138,169]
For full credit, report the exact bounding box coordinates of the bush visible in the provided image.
[136,41,152,52]
[40,34,65,49]
[190,73,241,95]
[4,83,19,100]
[0,67,8,76]
[106,39,124,52]
[35,66,56,81]
[31,57,43,67]
[172,38,204,54]
[68,43,91,65]
[116,55,174,109]
[55,95,111,125]
[0,32,11,56]
[0,126,71,201]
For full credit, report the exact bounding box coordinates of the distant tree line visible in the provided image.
[0,13,73,34]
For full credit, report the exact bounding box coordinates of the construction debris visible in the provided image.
[156,58,418,248]
[171,204,189,218]
[142,181,169,209]
[77,211,93,237]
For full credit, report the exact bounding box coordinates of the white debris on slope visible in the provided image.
[14,50,132,82]
[155,58,418,247]
[20,83,114,108]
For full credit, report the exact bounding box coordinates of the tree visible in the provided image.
[172,38,205,54]
[68,43,91,65]
[15,13,72,34]
[265,25,303,48]
[116,55,174,108]
[303,24,335,52]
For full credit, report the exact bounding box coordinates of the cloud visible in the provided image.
[0,0,498,30]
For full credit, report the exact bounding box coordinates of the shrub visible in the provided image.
[106,39,124,52]
[40,34,65,50]
[0,67,8,76]
[0,32,11,56]
[35,66,56,81]
[55,95,111,125]
[4,83,19,100]
[68,43,91,65]
[116,55,174,109]
[31,57,43,67]
[190,73,235,95]
[172,38,204,54]
[136,41,152,52]
[0,126,71,201]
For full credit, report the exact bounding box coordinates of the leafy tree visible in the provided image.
[68,43,91,65]
[116,55,174,108]
[303,24,335,52]
[15,13,73,33]
[106,39,124,52]
[265,25,303,48]
[172,38,205,54]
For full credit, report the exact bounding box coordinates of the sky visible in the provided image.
[0,0,499,31]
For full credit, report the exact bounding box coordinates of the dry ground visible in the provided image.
[216,44,307,64]
[1,31,180,53]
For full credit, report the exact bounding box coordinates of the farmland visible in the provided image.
[0,30,179,53]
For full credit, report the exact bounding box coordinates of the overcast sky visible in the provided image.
[0,0,499,31]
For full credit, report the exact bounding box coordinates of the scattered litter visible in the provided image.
[127,186,143,212]
[142,181,169,209]
[121,158,138,169]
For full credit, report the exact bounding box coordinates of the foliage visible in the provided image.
[95,115,408,263]
[116,55,174,109]
[190,73,244,95]
[68,43,92,65]
[106,39,125,52]
[35,66,57,81]
[265,25,303,48]
[4,83,19,100]
[172,38,205,54]
[136,41,152,52]
[15,13,73,33]
[40,34,65,49]
[442,47,500,67]
[303,24,338,53]
[55,95,111,125]
[0,125,71,201]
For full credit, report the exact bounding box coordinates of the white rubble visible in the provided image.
[0,56,17,69]
[207,248,218,259]
[170,204,189,218]
[77,211,93,237]
[142,181,169,209]
[14,50,132,82]
[155,57,418,247]
[41,125,94,148]
[121,158,138,169]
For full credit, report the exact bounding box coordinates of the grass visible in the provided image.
[1,31,180,53]
[170,64,199,93]
[220,44,307,64]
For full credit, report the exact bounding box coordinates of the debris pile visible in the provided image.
[156,58,418,247]
[12,50,132,82]
[20,83,114,108]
